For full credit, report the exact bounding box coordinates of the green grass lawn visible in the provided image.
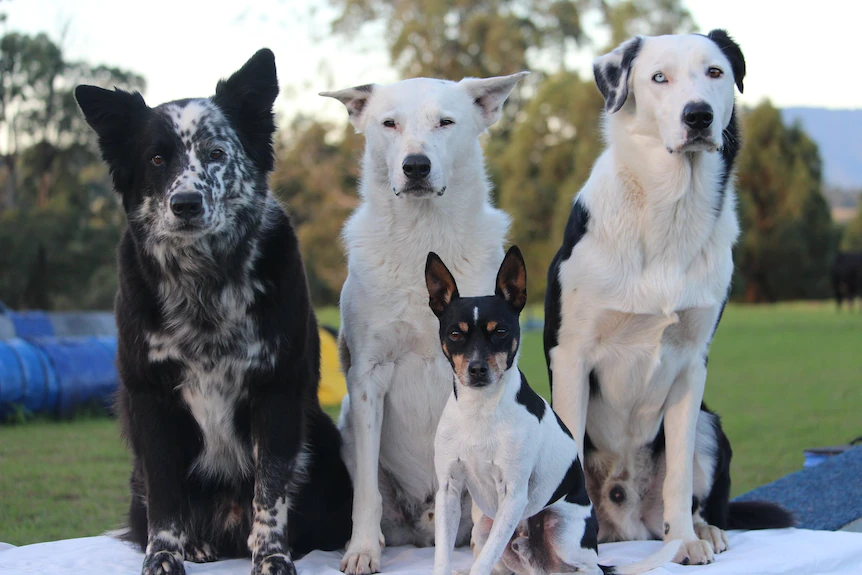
[1,302,860,546]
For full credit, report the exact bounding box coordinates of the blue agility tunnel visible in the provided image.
[0,336,118,418]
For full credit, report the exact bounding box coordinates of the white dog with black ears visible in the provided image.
[321,71,527,575]
[544,30,792,567]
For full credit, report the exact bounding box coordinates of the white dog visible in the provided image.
[544,30,791,567]
[321,71,526,575]
[427,247,680,575]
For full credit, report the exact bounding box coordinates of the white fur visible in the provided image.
[433,362,679,575]
[548,33,741,566]
[323,73,525,575]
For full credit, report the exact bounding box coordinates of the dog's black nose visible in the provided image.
[402,154,432,181]
[468,360,489,380]
[609,484,627,505]
[170,192,204,220]
[683,102,714,130]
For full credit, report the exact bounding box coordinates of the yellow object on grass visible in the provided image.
[318,326,347,407]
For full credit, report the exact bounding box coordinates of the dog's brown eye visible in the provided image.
[383,119,396,128]
[708,67,723,79]
[440,118,454,127]
[495,327,508,337]
[210,148,225,160]
[449,330,462,341]
[151,155,165,166]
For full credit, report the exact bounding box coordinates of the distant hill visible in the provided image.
[781,108,862,191]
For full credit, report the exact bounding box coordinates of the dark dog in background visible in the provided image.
[76,49,352,575]
[832,252,862,310]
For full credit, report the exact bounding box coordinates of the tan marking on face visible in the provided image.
[486,321,497,332]
[442,342,450,359]
[488,351,509,381]
[512,337,518,353]
[451,353,468,383]
[458,322,469,332]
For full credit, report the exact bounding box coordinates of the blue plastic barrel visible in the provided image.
[0,341,25,416]
[29,337,118,415]
[6,338,58,413]
[8,311,54,338]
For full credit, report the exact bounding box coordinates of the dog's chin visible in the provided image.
[668,136,719,154]
[395,183,446,198]
[163,220,213,240]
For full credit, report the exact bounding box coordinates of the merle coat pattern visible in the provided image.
[75,49,352,575]
[543,31,792,567]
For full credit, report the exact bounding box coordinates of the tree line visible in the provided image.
[1,0,860,311]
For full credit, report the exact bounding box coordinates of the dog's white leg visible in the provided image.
[549,347,589,462]
[662,360,712,566]
[341,360,394,575]
[433,466,466,575]
[469,489,528,575]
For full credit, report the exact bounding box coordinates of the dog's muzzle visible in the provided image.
[467,360,491,387]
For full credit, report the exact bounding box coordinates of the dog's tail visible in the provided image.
[727,500,794,530]
[599,539,681,575]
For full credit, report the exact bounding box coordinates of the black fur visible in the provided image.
[76,50,352,575]
[706,30,746,93]
[546,458,591,508]
[832,252,862,310]
[594,36,642,113]
[516,370,546,422]
[716,106,741,215]
[544,200,590,395]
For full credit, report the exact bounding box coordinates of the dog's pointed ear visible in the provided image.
[426,252,460,318]
[320,84,377,132]
[593,36,643,114]
[459,71,529,129]
[707,29,746,93]
[495,246,527,314]
[213,48,279,172]
[75,85,148,192]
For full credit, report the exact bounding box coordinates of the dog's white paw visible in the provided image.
[341,535,384,575]
[694,523,728,554]
[142,550,185,575]
[673,538,715,566]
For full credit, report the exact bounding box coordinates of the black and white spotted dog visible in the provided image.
[75,49,352,575]
[544,31,792,567]
[428,247,679,575]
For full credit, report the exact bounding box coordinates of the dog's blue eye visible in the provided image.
[440,118,455,127]
[449,330,462,341]
[652,72,667,84]
[383,119,396,128]
[210,148,225,161]
[708,67,723,79]
[151,155,165,166]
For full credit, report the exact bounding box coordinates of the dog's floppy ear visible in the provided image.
[459,71,529,129]
[593,36,643,114]
[319,84,377,132]
[426,252,460,318]
[213,48,279,172]
[707,29,746,93]
[495,246,527,314]
[75,85,148,193]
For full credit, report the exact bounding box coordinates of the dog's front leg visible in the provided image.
[548,347,590,462]
[433,462,466,575]
[470,488,528,575]
[662,360,712,566]
[129,389,188,575]
[248,387,304,575]
[341,360,394,575]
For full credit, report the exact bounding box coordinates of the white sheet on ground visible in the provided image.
[1,529,861,574]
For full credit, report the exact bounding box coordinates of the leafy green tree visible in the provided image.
[489,71,603,296]
[271,116,363,305]
[841,202,862,252]
[734,101,837,302]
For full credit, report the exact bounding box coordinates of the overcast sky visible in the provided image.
[4,0,859,122]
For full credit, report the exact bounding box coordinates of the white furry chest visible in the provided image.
[181,363,252,480]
